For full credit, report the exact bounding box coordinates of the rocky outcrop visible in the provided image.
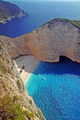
[0,0,29,23]
[1,18,80,63]
[0,36,45,120]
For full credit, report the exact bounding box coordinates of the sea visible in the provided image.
[26,56,80,120]
[1,1,80,120]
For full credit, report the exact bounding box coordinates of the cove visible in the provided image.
[26,56,80,120]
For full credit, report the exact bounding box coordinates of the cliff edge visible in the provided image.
[0,36,45,120]
[0,0,29,23]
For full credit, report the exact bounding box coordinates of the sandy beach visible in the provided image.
[14,55,40,84]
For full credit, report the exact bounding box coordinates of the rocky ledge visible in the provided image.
[0,0,29,23]
[1,18,80,63]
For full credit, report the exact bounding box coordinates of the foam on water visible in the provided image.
[26,56,80,120]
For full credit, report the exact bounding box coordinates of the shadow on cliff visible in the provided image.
[15,56,80,77]
[32,56,80,77]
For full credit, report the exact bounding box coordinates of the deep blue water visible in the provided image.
[0,1,80,37]
[26,56,80,120]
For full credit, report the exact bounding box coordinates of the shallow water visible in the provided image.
[26,56,80,120]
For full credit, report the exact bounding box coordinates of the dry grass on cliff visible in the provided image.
[0,56,34,120]
[0,95,35,120]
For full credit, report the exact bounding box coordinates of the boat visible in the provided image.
[46,66,49,68]
[42,76,45,80]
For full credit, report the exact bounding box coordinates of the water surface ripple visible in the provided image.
[26,56,80,120]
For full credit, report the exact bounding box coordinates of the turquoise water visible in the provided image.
[26,57,80,120]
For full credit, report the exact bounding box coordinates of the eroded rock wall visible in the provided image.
[1,19,80,63]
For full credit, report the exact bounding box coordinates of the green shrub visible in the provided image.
[17,79,21,89]
[29,100,32,105]
[0,62,2,72]
[7,68,11,74]
[10,87,12,90]
[0,68,2,72]
[0,61,2,64]
[0,96,26,120]
[13,96,19,103]
[0,96,35,120]
[11,66,13,70]
[23,110,34,119]
[6,59,9,63]
[0,44,2,49]
[38,110,42,118]
[28,106,32,111]
[2,83,6,89]
[0,61,7,73]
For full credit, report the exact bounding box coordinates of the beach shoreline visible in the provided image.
[14,55,40,85]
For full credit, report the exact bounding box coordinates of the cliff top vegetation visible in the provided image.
[41,18,80,29]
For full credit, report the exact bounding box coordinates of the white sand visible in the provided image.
[14,55,40,84]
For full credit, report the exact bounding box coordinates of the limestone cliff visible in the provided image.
[0,0,29,23]
[0,38,45,119]
[2,18,80,63]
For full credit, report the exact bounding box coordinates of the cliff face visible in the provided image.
[0,0,29,23]
[0,37,45,120]
[2,19,80,63]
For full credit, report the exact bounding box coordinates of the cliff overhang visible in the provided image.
[1,18,80,63]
